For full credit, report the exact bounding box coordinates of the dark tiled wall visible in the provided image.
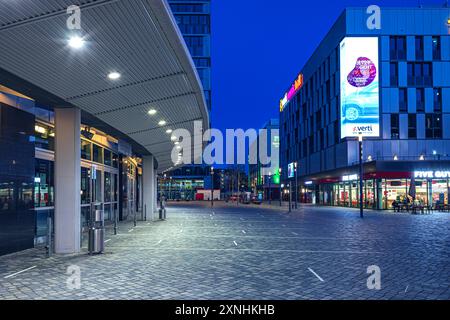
[0,103,35,256]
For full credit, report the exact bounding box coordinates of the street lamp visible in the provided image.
[279,168,282,207]
[268,173,272,205]
[288,183,292,213]
[294,162,298,209]
[210,166,214,207]
[358,135,364,218]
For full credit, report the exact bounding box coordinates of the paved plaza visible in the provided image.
[0,202,449,300]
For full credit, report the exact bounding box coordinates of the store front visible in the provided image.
[300,161,450,211]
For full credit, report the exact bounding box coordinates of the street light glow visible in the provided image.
[68,35,85,49]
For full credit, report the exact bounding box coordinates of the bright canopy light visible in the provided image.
[148,109,157,116]
[158,120,167,126]
[108,72,121,80]
[166,129,173,134]
[68,36,85,49]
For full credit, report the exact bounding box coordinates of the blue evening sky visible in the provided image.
[210,0,443,132]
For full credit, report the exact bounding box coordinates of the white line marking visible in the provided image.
[405,285,409,293]
[308,268,324,282]
[157,240,162,245]
[242,230,246,234]
[128,229,134,233]
[233,241,238,246]
[105,239,111,243]
[292,232,299,236]
[4,266,37,279]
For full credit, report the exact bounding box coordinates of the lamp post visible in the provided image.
[358,135,364,218]
[268,173,272,205]
[294,162,298,209]
[211,166,214,207]
[288,183,292,213]
[279,168,282,207]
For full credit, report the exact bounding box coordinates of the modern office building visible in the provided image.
[166,0,212,196]
[249,119,281,201]
[0,0,209,255]
[168,0,211,112]
[280,7,450,210]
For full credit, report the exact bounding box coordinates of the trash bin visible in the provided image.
[88,209,105,254]
[159,197,167,220]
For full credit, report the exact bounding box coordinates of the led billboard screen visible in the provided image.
[340,37,380,138]
[288,163,295,179]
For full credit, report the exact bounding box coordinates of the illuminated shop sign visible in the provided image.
[340,37,380,138]
[414,171,450,179]
[279,73,304,112]
[305,181,313,185]
[342,174,358,181]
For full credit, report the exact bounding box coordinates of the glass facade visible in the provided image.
[309,175,450,211]
[169,0,211,111]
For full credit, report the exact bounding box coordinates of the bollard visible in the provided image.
[144,205,147,222]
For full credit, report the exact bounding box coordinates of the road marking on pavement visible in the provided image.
[242,230,246,234]
[405,285,409,293]
[157,240,162,245]
[4,266,37,279]
[233,241,238,246]
[105,239,111,243]
[308,268,324,282]
[128,229,134,233]
[292,232,299,236]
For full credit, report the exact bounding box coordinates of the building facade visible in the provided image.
[0,1,209,256]
[280,7,450,210]
[169,0,212,112]
[249,119,281,201]
[166,0,212,196]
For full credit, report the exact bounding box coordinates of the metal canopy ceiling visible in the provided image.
[0,0,209,172]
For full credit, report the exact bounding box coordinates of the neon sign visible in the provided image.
[280,73,304,112]
[415,171,450,179]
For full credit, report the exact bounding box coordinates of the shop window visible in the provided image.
[81,140,92,161]
[104,172,112,203]
[34,159,54,208]
[81,167,91,205]
[112,153,119,168]
[104,149,112,167]
[93,144,103,164]
[34,123,55,151]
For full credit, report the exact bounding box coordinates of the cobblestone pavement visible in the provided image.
[0,202,449,300]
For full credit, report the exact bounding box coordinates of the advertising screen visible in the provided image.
[340,37,380,138]
[288,163,295,179]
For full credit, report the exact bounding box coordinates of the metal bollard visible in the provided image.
[144,205,147,222]
[46,216,52,258]
[114,213,118,235]
[134,210,137,227]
